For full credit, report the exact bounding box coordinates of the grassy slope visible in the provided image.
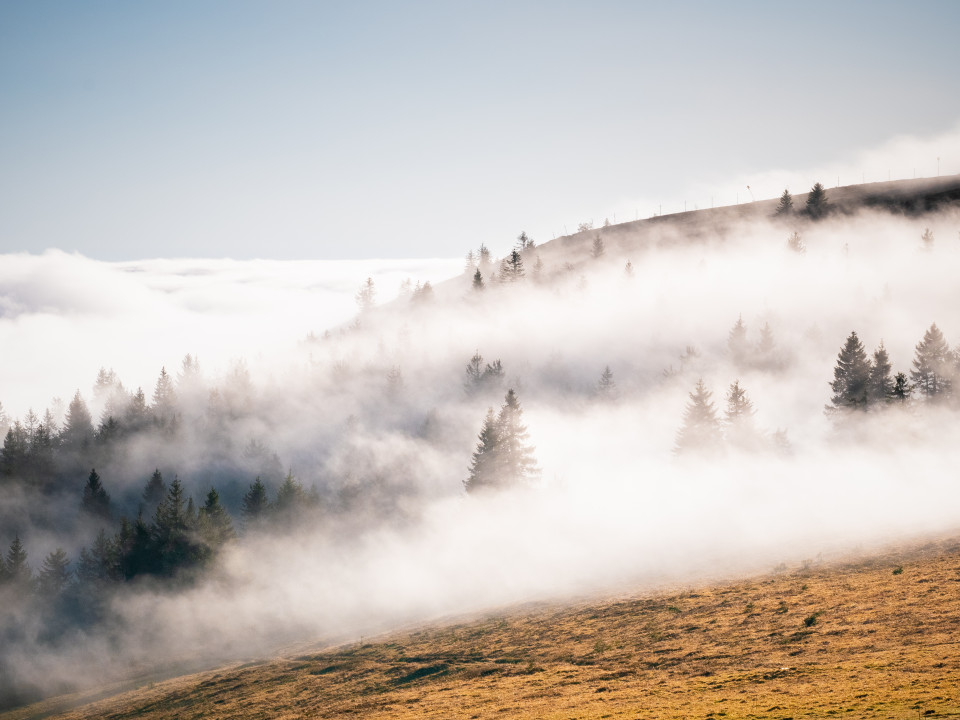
[9,534,960,720]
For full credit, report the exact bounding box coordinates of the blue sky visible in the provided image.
[2,0,959,260]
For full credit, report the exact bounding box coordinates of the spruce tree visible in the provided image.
[774,189,794,216]
[892,372,912,403]
[806,182,829,219]
[500,250,525,282]
[242,477,270,528]
[465,408,499,494]
[81,469,112,521]
[494,390,538,487]
[596,366,618,401]
[910,323,952,400]
[152,367,177,425]
[728,315,749,367]
[674,379,723,456]
[472,268,484,291]
[829,331,872,411]
[4,536,31,589]
[464,351,485,395]
[142,469,166,511]
[62,390,94,449]
[274,471,305,518]
[867,341,894,405]
[355,277,376,313]
[724,380,759,450]
[591,236,605,259]
[37,548,70,597]
[198,488,235,549]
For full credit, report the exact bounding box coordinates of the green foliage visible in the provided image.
[892,566,903,575]
[242,477,271,528]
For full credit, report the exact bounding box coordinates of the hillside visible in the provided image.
[8,533,960,720]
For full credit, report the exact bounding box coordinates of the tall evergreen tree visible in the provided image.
[806,182,829,219]
[472,268,485,292]
[774,189,794,215]
[724,380,760,450]
[591,235,605,259]
[867,341,894,405]
[62,390,94,449]
[0,422,29,478]
[674,379,723,456]
[495,390,538,485]
[152,367,177,424]
[596,366,618,401]
[728,315,749,367]
[142,469,166,511]
[355,277,376,313]
[500,250,525,282]
[892,372,912,403]
[910,323,952,400]
[198,488,236,549]
[829,331,872,411]
[465,409,499,494]
[274,471,305,517]
[464,351,485,395]
[3,536,31,589]
[81,469,112,521]
[37,548,70,598]
[241,477,270,528]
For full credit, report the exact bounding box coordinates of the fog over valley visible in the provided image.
[2,180,960,707]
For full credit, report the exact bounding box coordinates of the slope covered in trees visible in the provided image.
[2,176,960,709]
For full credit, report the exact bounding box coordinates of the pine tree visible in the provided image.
[674,379,723,456]
[596,366,618,401]
[786,231,805,254]
[81,469,112,521]
[152,475,196,574]
[464,249,477,273]
[774,189,794,216]
[494,390,538,486]
[500,250,525,282]
[532,255,544,282]
[152,367,177,425]
[472,268,484,291]
[516,231,535,251]
[355,277,376,313]
[756,322,777,367]
[0,422,29,478]
[197,488,235,549]
[142,469,166,511]
[464,351,485,395]
[3,536,31,589]
[242,477,270,528]
[274,471,305,518]
[37,548,70,597]
[728,315,749,367]
[867,341,894,405]
[806,182,829,219]
[724,380,759,450]
[465,409,499,494]
[591,235,605,259]
[829,331,872,411]
[910,323,952,400]
[62,390,94,449]
[892,372,912,403]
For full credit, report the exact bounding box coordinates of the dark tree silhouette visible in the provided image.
[81,469,111,521]
[465,409,498,494]
[37,549,70,598]
[806,182,829,219]
[774,189,794,216]
[829,331,872,411]
[867,342,894,405]
[500,250,525,282]
[472,269,484,291]
[62,390,94,450]
[242,477,270,528]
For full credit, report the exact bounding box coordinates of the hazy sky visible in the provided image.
[2,0,959,260]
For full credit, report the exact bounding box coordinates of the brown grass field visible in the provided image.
[6,535,960,720]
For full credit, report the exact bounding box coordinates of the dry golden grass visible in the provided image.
[8,536,960,720]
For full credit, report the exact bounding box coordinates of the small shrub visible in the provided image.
[803,612,821,628]
[892,566,903,575]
